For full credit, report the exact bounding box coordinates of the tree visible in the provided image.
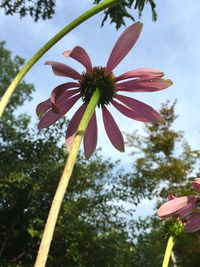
[0,0,157,29]
[125,101,200,266]
[126,100,199,201]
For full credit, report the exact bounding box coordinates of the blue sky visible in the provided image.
[1,0,200,167]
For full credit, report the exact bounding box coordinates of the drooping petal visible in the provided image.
[36,98,52,117]
[106,22,143,73]
[102,106,124,152]
[63,46,93,73]
[38,94,81,129]
[157,196,196,219]
[116,78,173,92]
[45,61,82,80]
[185,213,200,233]
[83,111,98,159]
[115,68,164,82]
[38,110,63,129]
[111,99,149,122]
[66,104,87,151]
[116,94,163,123]
[51,89,80,114]
[177,202,197,218]
[50,82,79,105]
[192,178,200,192]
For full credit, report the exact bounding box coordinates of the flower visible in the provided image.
[157,179,200,234]
[157,196,197,219]
[37,22,172,158]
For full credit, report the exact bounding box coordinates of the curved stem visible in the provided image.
[0,0,119,117]
[162,235,175,267]
[34,89,100,267]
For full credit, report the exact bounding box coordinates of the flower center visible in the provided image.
[79,67,116,107]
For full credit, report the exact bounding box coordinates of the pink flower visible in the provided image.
[157,179,200,234]
[157,196,197,219]
[36,22,172,158]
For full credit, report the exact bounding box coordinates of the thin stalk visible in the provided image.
[0,0,119,117]
[162,235,175,267]
[34,89,100,267]
[171,250,178,267]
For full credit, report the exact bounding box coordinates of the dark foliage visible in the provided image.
[0,0,157,29]
[0,0,55,21]
[94,0,157,29]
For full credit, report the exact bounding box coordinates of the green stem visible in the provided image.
[34,89,100,267]
[0,0,119,118]
[162,235,175,267]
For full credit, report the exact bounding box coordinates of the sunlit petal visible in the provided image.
[106,22,143,72]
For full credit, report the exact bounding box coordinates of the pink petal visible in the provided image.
[45,61,82,80]
[63,46,93,73]
[111,99,149,122]
[116,94,163,123]
[65,104,87,151]
[106,22,143,73]
[185,213,200,233]
[157,196,196,219]
[177,202,197,218]
[116,78,173,92]
[115,68,164,82]
[51,89,80,114]
[83,111,98,159]
[192,178,200,192]
[38,94,81,129]
[38,110,63,129]
[50,82,79,105]
[36,98,52,117]
[102,106,124,152]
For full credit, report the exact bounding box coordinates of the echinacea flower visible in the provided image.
[157,196,198,219]
[37,22,172,158]
[157,179,200,234]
